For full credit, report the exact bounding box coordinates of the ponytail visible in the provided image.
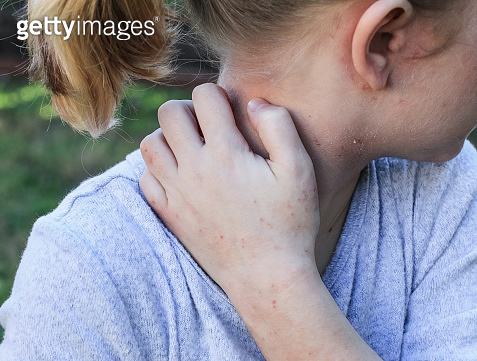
[28,0,176,137]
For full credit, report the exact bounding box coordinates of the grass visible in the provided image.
[0,78,191,341]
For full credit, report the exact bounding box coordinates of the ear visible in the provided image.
[352,0,413,90]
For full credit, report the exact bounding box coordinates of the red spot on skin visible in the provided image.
[267,223,273,229]
[274,246,281,251]
[304,249,309,254]
[272,300,277,309]
[145,154,154,165]
[361,83,372,91]
[151,200,156,206]
[144,148,148,153]
[291,213,295,217]
[260,218,264,222]
[220,235,224,239]
[254,200,257,204]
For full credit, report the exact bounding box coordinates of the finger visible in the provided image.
[247,98,312,172]
[139,168,168,215]
[157,100,204,162]
[140,129,178,184]
[192,83,248,149]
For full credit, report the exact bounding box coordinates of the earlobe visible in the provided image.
[352,0,413,90]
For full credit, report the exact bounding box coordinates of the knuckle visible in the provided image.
[192,83,228,108]
[157,100,187,125]
[288,153,314,178]
[140,132,154,150]
[140,134,154,158]
[148,156,167,175]
[140,129,162,153]
[192,83,219,99]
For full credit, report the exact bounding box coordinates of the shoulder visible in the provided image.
[370,140,477,240]
[1,150,250,360]
[37,149,167,246]
[48,148,146,223]
[371,141,477,284]
[27,149,185,281]
[371,141,477,222]
[328,143,477,359]
[373,140,477,194]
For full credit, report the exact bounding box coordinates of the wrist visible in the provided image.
[225,254,321,322]
[223,251,319,303]
[224,258,382,361]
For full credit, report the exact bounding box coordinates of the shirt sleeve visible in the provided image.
[0,216,145,361]
[402,219,477,360]
[401,143,477,360]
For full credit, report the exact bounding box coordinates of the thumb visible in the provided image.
[247,98,311,172]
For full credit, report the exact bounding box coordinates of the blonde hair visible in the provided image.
[28,0,176,137]
[186,0,458,57]
[28,0,458,137]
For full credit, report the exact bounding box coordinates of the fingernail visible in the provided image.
[248,98,269,112]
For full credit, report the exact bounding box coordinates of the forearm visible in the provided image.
[225,259,382,361]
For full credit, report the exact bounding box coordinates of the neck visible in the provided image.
[217,75,372,274]
[310,149,367,274]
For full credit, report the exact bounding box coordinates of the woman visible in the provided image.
[1,0,476,359]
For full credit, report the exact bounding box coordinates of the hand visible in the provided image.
[139,83,320,294]
[140,84,382,360]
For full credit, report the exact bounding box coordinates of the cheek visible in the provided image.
[420,50,477,131]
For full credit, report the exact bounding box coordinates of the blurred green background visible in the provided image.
[0,79,192,340]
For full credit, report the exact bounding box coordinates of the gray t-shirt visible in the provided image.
[1,142,476,360]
